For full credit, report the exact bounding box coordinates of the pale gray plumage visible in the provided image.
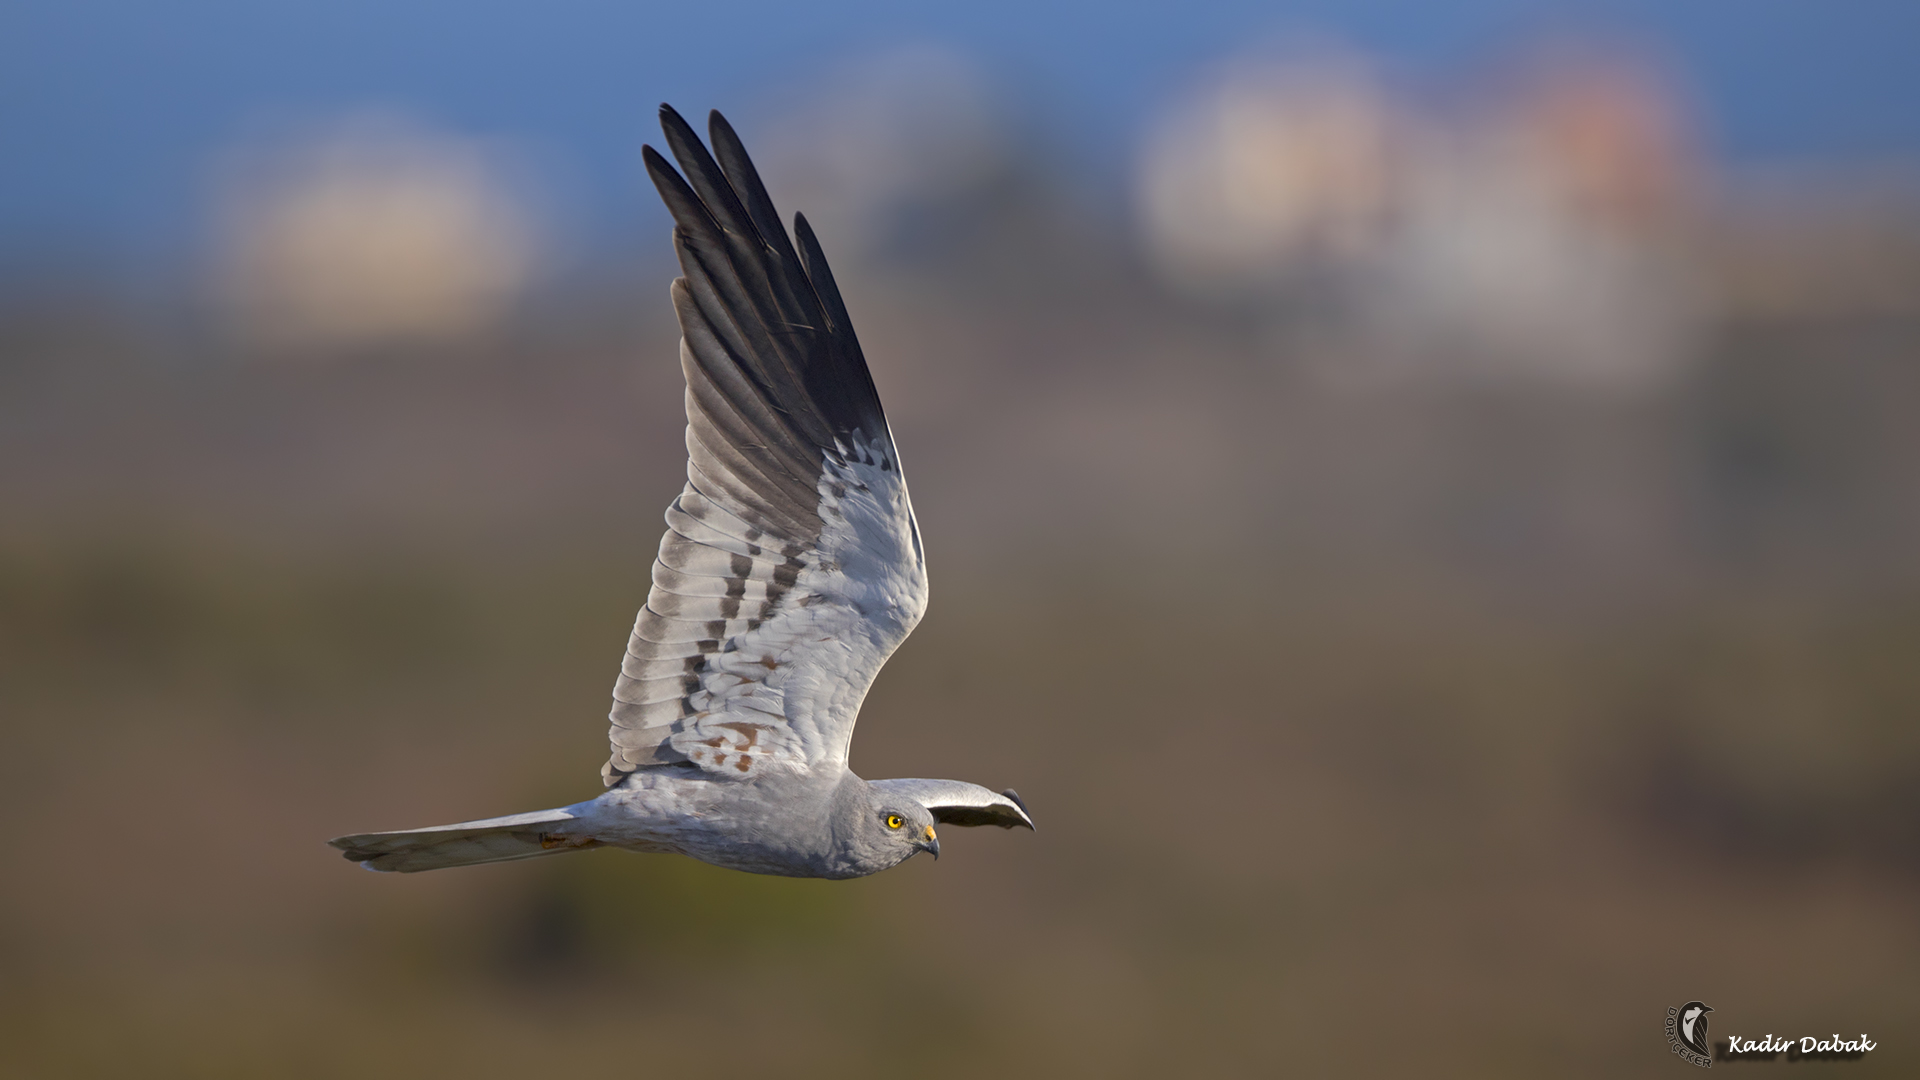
[330,105,1031,879]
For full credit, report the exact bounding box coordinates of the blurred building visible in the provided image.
[212,114,541,354]
[1138,53,1398,294]
[1138,48,1702,389]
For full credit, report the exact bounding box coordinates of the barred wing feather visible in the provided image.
[605,106,926,785]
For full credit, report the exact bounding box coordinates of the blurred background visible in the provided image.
[4,1,1918,1076]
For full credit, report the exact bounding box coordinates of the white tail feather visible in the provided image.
[329,807,593,873]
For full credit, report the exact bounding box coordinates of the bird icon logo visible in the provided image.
[1677,1002,1714,1057]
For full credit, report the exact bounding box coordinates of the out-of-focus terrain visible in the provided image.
[4,51,1919,1078]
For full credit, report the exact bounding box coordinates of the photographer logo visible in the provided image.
[1666,1001,1713,1068]
[1665,1001,1878,1065]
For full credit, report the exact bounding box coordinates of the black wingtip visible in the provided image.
[643,100,892,456]
[641,143,705,229]
[657,106,718,189]
[656,104,691,148]
[706,109,745,160]
[1000,788,1035,831]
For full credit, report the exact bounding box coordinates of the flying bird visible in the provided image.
[330,105,1032,879]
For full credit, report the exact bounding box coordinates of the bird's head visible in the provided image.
[874,801,940,861]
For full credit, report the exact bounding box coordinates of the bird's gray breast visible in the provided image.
[593,766,885,879]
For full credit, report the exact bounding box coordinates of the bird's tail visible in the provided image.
[330,807,597,873]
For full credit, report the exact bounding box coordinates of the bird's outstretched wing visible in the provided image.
[605,106,927,785]
[868,779,1036,830]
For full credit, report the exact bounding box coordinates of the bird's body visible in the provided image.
[593,768,879,879]
[529,769,923,880]
[330,105,1031,879]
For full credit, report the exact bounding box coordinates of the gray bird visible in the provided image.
[330,105,1032,878]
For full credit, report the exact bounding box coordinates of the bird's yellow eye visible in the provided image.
[885,814,904,830]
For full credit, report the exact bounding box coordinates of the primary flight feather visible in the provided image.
[330,105,1032,879]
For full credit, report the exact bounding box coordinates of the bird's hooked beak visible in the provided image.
[918,824,940,860]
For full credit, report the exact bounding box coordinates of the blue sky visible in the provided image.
[5,0,1918,273]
